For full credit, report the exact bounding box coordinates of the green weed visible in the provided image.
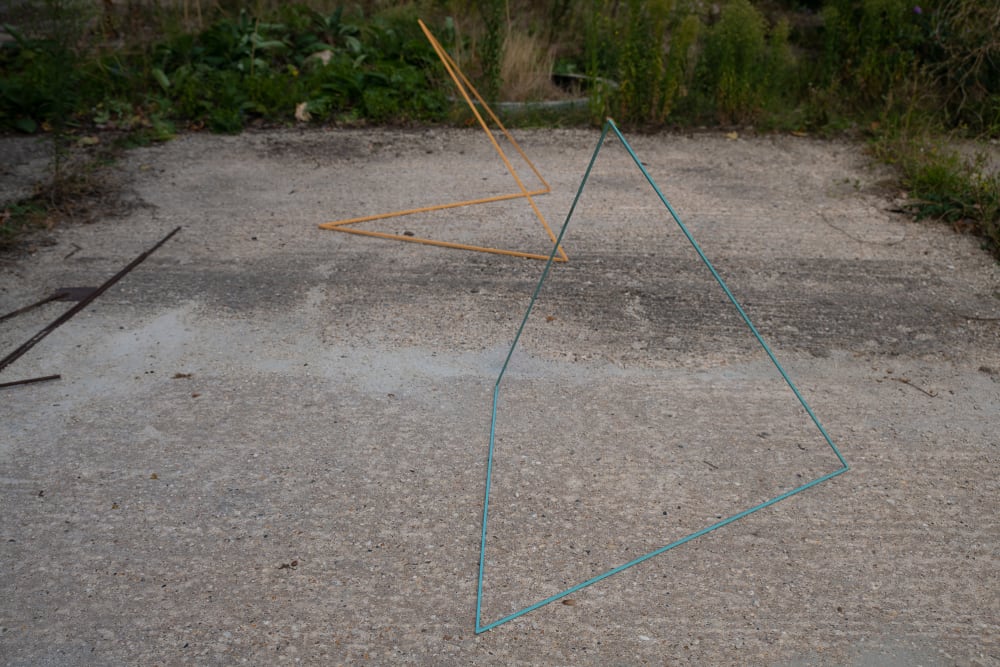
[659,13,700,120]
[699,0,771,123]
[585,0,699,126]
[479,0,506,103]
[0,201,47,251]
[875,133,1000,255]
[909,151,1000,254]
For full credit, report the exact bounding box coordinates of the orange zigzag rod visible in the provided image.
[419,20,567,262]
[319,19,567,263]
[420,20,551,196]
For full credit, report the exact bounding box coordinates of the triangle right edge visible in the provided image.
[474,118,849,634]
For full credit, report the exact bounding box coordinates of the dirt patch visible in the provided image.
[1,136,148,253]
[0,135,53,204]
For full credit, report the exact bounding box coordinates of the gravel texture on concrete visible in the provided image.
[1,126,998,666]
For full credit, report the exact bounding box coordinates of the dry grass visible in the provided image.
[500,30,565,102]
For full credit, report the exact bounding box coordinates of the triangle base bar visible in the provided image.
[320,227,561,262]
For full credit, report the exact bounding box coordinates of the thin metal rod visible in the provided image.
[495,122,612,387]
[327,227,563,262]
[605,120,847,468]
[1,288,97,322]
[478,466,849,633]
[418,20,566,261]
[0,226,181,374]
[318,189,549,227]
[0,373,61,389]
[0,293,63,323]
[477,122,612,632]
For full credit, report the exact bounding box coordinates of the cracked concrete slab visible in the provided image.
[1,126,998,665]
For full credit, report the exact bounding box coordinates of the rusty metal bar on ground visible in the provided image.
[0,287,97,323]
[0,226,181,377]
[0,374,61,389]
[0,293,64,323]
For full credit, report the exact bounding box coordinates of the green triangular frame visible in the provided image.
[475,119,849,633]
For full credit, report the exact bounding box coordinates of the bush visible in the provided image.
[586,0,700,125]
[478,0,505,102]
[929,0,1000,133]
[905,145,1000,252]
[1,4,450,134]
[699,0,769,123]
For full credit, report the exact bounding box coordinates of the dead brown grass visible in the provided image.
[499,30,565,102]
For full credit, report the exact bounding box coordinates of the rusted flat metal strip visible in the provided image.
[0,374,61,389]
[0,293,63,323]
[0,287,98,323]
[0,226,181,376]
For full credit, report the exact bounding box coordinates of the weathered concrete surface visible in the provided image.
[1,127,998,665]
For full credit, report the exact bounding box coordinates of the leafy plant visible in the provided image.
[479,0,506,102]
[874,132,1000,255]
[818,0,927,112]
[615,0,670,123]
[659,13,700,120]
[908,149,1000,252]
[699,0,789,124]
[585,0,700,125]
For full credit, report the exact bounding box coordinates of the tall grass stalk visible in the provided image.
[479,0,505,102]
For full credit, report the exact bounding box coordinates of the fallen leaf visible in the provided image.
[562,599,576,606]
[309,50,333,66]
[149,473,158,480]
[725,131,738,140]
[295,102,311,123]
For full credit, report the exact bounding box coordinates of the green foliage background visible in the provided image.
[1,0,997,134]
[0,0,998,253]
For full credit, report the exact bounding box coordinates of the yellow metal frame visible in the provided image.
[318,20,568,263]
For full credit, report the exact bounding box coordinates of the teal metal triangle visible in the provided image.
[475,118,849,634]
